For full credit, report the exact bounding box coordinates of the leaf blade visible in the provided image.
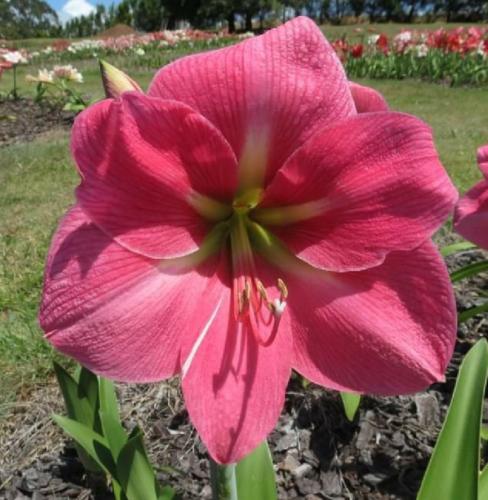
[99,377,127,459]
[440,241,477,257]
[450,260,488,283]
[235,440,277,500]
[417,339,488,500]
[53,414,117,478]
[340,392,361,422]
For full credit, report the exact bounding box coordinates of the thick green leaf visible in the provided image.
[112,478,125,500]
[99,377,127,459]
[53,414,117,478]
[53,363,103,472]
[156,484,176,500]
[78,367,99,409]
[450,260,488,283]
[480,466,488,499]
[481,425,488,441]
[418,339,488,500]
[53,362,94,425]
[116,428,159,500]
[441,241,477,257]
[459,302,488,324]
[78,367,102,434]
[235,440,277,500]
[340,392,361,422]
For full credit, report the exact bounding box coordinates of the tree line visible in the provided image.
[1,0,488,40]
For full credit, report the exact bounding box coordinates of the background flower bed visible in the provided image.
[2,23,488,87]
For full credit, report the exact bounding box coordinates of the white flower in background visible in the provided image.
[53,64,83,82]
[135,47,145,56]
[3,51,27,64]
[367,34,380,45]
[477,42,486,58]
[31,51,40,58]
[37,68,54,83]
[43,46,53,54]
[162,30,178,44]
[160,40,169,47]
[26,68,54,83]
[237,32,255,39]
[394,31,412,44]
[415,43,429,58]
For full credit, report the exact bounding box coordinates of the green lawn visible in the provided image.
[1,52,487,410]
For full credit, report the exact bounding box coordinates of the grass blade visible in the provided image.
[441,241,477,257]
[450,260,488,283]
[458,302,488,324]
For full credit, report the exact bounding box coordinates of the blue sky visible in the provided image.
[49,0,120,22]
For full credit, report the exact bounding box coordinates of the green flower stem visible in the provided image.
[210,460,238,500]
[12,65,18,100]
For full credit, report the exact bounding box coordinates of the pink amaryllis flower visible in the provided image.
[40,17,458,464]
[454,145,488,249]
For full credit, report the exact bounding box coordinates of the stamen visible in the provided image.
[277,278,288,300]
[256,279,268,302]
[229,213,288,346]
[252,199,328,226]
[187,191,232,221]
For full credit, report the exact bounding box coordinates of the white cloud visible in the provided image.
[59,0,95,22]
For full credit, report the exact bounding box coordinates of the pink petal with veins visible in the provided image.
[349,81,389,113]
[288,242,456,395]
[40,206,228,382]
[262,112,457,271]
[148,16,355,183]
[72,92,238,259]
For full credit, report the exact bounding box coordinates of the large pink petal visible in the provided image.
[349,81,389,112]
[40,206,227,382]
[477,145,488,177]
[181,260,292,464]
[148,17,355,183]
[261,112,457,272]
[454,179,488,250]
[287,242,456,395]
[72,92,238,259]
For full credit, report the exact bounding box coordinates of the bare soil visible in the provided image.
[0,98,75,147]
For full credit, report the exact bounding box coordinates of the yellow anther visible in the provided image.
[256,280,268,301]
[244,280,252,300]
[277,278,288,300]
[238,288,250,314]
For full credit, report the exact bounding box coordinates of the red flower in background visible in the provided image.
[376,33,389,54]
[350,43,364,58]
